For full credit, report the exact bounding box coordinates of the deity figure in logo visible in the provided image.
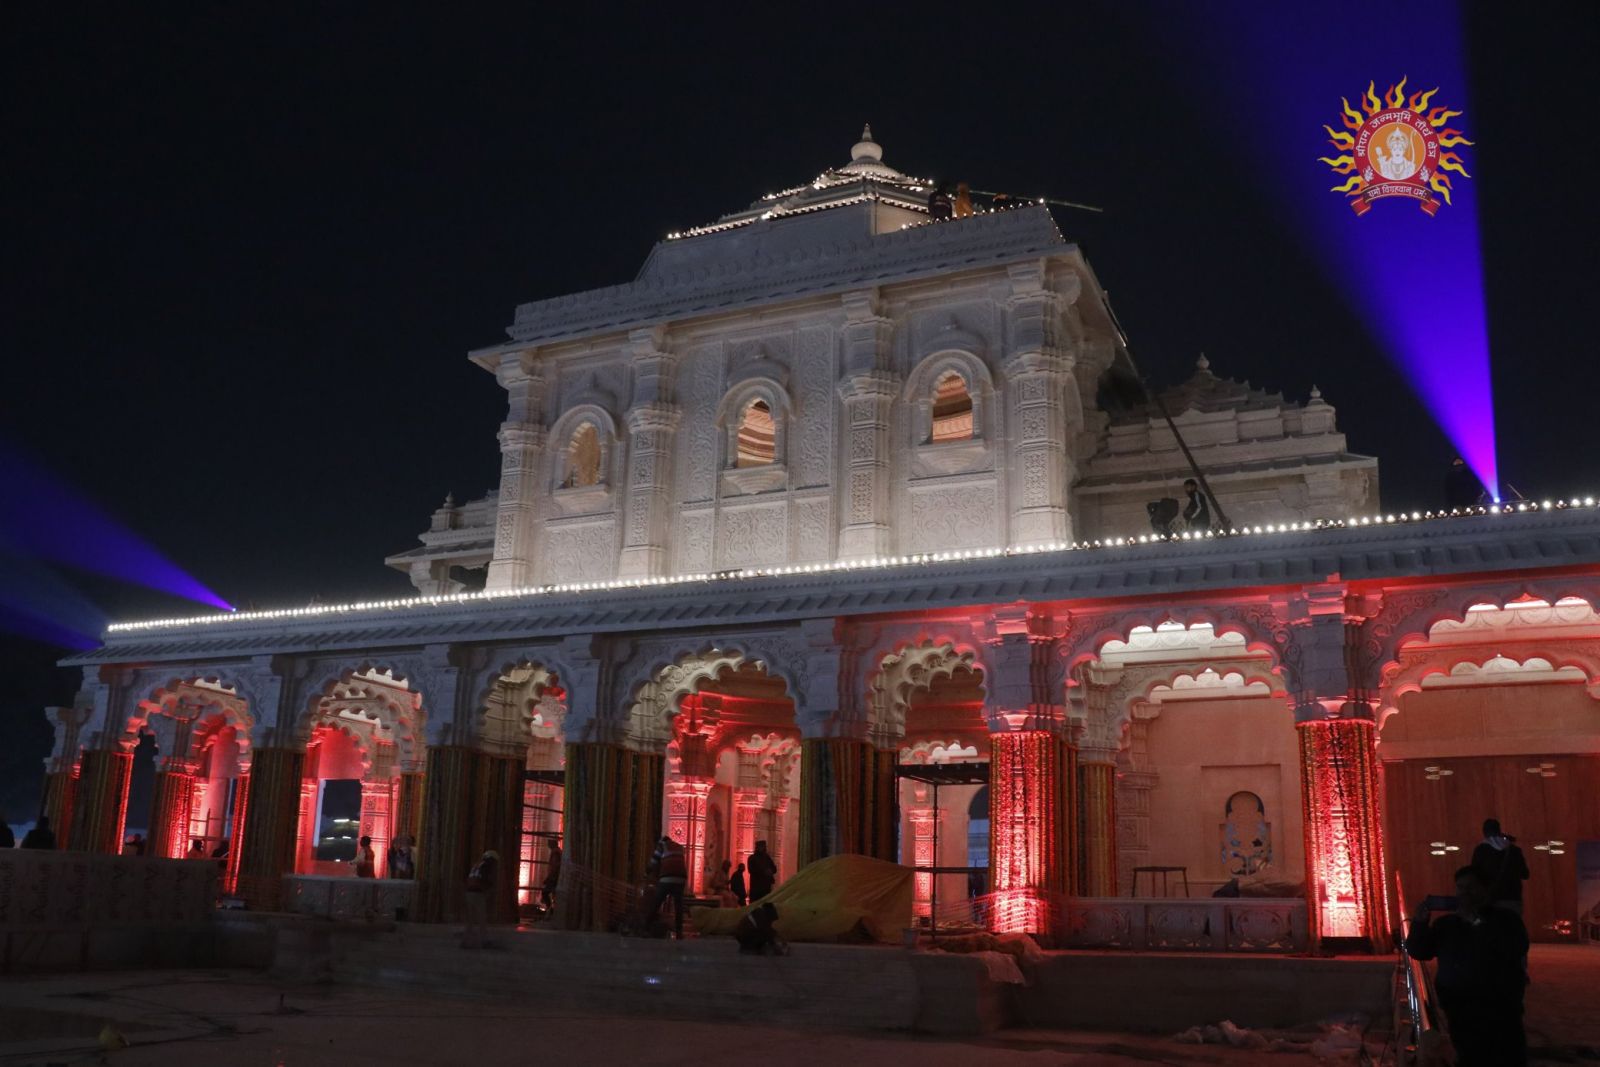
[1373,125,1418,181]
[1221,791,1272,877]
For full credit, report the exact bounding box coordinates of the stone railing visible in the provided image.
[1059,897,1308,953]
[282,874,416,921]
[0,851,218,929]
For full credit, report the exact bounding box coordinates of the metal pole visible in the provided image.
[1149,386,1234,532]
[930,777,940,943]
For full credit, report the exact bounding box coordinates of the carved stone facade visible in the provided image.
[390,133,1375,591]
[47,130,1600,952]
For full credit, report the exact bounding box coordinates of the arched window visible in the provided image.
[562,422,602,488]
[736,399,776,467]
[930,371,974,442]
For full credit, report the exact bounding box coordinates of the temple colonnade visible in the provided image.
[41,576,1600,951]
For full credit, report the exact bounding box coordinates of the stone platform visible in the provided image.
[292,921,1395,1036]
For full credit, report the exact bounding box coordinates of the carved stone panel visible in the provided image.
[678,344,724,505]
[674,508,714,574]
[542,519,617,583]
[906,478,999,554]
[716,502,788,571]
[793,494,832,562]
[792,325,836,489]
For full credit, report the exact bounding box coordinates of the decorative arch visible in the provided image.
[615,639,804,752]
[296,661,425,757]
[866,639,988,748]
[903,349,996,446]
[1378,646,1600,728]
[547,403,621,493]
[1061,605,1292,681]
[1365,582,1600,688]
[477,660,567,756]
[128,674,255,767]
[1075,657,1285,760]
[715,377,793,471]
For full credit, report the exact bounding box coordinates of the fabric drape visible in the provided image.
[236,749,303,908]
[40,768,78,850]
[67,748,132,854]
[558,742,663,931]
[1078,760,1117,896]
[797,739,897,869]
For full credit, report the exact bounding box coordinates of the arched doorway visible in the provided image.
[1378,597,1600,941]
[480,661,567,916]
[872,640,988,927]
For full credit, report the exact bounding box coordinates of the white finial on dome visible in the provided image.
[1196,352,1211,372]
[852,124,883,164]
[1309,385,1324,401]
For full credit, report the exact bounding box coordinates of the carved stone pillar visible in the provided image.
[906,788,940,919]
[68,746,134,854]
[1003,261,1076,546]
[665,778,714,895]
[486,351,546,591]
[1075,664,1119,897]
[294,778,317,874]
[361,779,394,879]
[618,329,679,578]
[40,703,91,848]
[236,747,303,909]
[1286,587,1391,950]
[837,290,897,559]
[985,609,1074,932]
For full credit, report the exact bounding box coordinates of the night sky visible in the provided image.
[4,3,1597,820]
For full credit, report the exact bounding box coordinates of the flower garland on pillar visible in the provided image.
[989,730,1074,933]
[149,763,197,859]
[1297,718,1389,949]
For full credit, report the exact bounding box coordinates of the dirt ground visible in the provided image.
[0,945,1592,1065]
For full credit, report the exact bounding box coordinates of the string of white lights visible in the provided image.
[104,497,1600,634]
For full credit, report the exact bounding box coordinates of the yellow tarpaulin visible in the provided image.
[691,854,913,943]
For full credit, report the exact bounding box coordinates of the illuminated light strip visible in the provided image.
[104,497,1600,633]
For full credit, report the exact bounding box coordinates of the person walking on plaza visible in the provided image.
[387,834,415,879]
[1471,818,1530,914]
[730,862,748,907]
[709,859,733,905]
[354,835,376,878]
[748,840,778,902]
[651,836,689,939]
[1406,865,1529,1066]
[462,849,499,949]
[541,838,562,911]
[21,815,56,850]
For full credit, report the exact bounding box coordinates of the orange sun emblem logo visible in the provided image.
[1320,78,1473,216]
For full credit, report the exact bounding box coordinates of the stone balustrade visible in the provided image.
[1059,896,1308,953]
[282,874,416,921]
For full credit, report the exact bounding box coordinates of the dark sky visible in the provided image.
[4,3,1597,818]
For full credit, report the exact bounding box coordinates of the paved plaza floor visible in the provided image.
[0,945,1593,1065]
